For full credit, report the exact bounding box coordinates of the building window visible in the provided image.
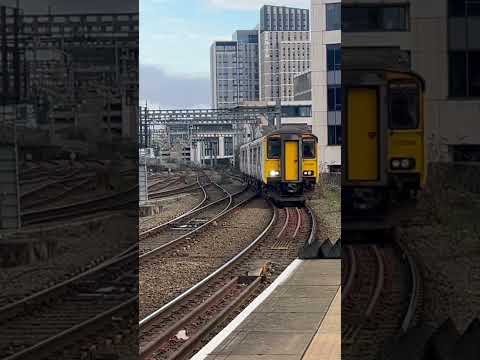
[328,86,342,111]
[450,145,480,162]
[326,3,341,31]
[328,125,342,145]
[327,44,341,71]
[329,165,342,173]
[342,5,408,32]
[281,105,312,117]
[224,137,233,156]
[448,0,480,97]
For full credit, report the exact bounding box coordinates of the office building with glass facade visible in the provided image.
[210,30,259,109]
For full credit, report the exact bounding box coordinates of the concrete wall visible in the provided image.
[311,0,341,170]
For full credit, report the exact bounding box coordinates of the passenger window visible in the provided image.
[303,141,315,158]
[389,82,419,129]
[268,139,281,159]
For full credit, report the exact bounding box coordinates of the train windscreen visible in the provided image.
[268,139,281,159]
[389,82,419,129]
[303,141,316,158]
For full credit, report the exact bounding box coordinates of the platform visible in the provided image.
[192,259,341,360]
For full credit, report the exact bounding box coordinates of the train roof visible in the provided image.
[266,126,318,139]
[343,68,426,90]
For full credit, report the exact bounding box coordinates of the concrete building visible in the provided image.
[210,31,259,109]
[259,5,311,102]
[2,9,138,141]
[294,70,312,100]
[311,0,341,172]
[342,0,480,163]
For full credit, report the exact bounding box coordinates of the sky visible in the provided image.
[140,0,310,109]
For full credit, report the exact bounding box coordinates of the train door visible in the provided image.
[347,88,379,181]
[284,141,299,181]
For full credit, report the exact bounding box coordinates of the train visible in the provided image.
[239,126,318,204]
[342,68,427,214]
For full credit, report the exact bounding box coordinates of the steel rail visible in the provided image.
[167,278,262,360]
[293,207,301,239]
[276,207,290,238]
[342,245,357,302]
[139,202,277,327]
[139,184,247,260]
[139,175,208,237]
[1,297,137,360]
[366,245,385,318]
[20,185,138,224]
[305,206,317,246]
[400,243,420,332]
[0,250,138,322]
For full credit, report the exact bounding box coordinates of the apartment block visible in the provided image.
[259,5,311,102]
[311,0,341,172]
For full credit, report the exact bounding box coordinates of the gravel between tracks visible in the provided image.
[397,185,480,333]
[139,198,271,320]
[139,191,204,232]
[0,214,136,307]
[307,184,340,243]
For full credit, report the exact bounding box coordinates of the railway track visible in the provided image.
[139,175,209,235]
[341,240,421,358]
[0,251,138,360]
[139,180,249,257]
[139,203,315,360]
[20,185,138,226]
[20,175,95,210]
[148,181,205,200]
[147,176,184,193]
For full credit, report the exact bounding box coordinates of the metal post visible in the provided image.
[1,7,8,102]
[13,8,20,102]
[144,106,148,148]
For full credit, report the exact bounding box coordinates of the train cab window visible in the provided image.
[389,82,419,129]
[268,139,281,159]
[303,141,316,158]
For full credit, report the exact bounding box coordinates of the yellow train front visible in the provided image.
[239,127,318,204]
[342,69,427,214]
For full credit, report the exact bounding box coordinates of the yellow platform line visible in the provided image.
[302,286,341,360]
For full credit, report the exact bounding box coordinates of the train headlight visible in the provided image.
[391,159,401,169]
[400,159,411,169]
[391,158,415,170]
[269,170,280,177]
[303,171,314,176]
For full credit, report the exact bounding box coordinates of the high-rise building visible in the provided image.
[210,30,259,109]
[259,5,311,102]
[311,0,341,172]
[233,30,259,104]
[210,41,238,108]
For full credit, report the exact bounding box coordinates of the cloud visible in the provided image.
[140,64,211,109]
[206,0,310,11]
